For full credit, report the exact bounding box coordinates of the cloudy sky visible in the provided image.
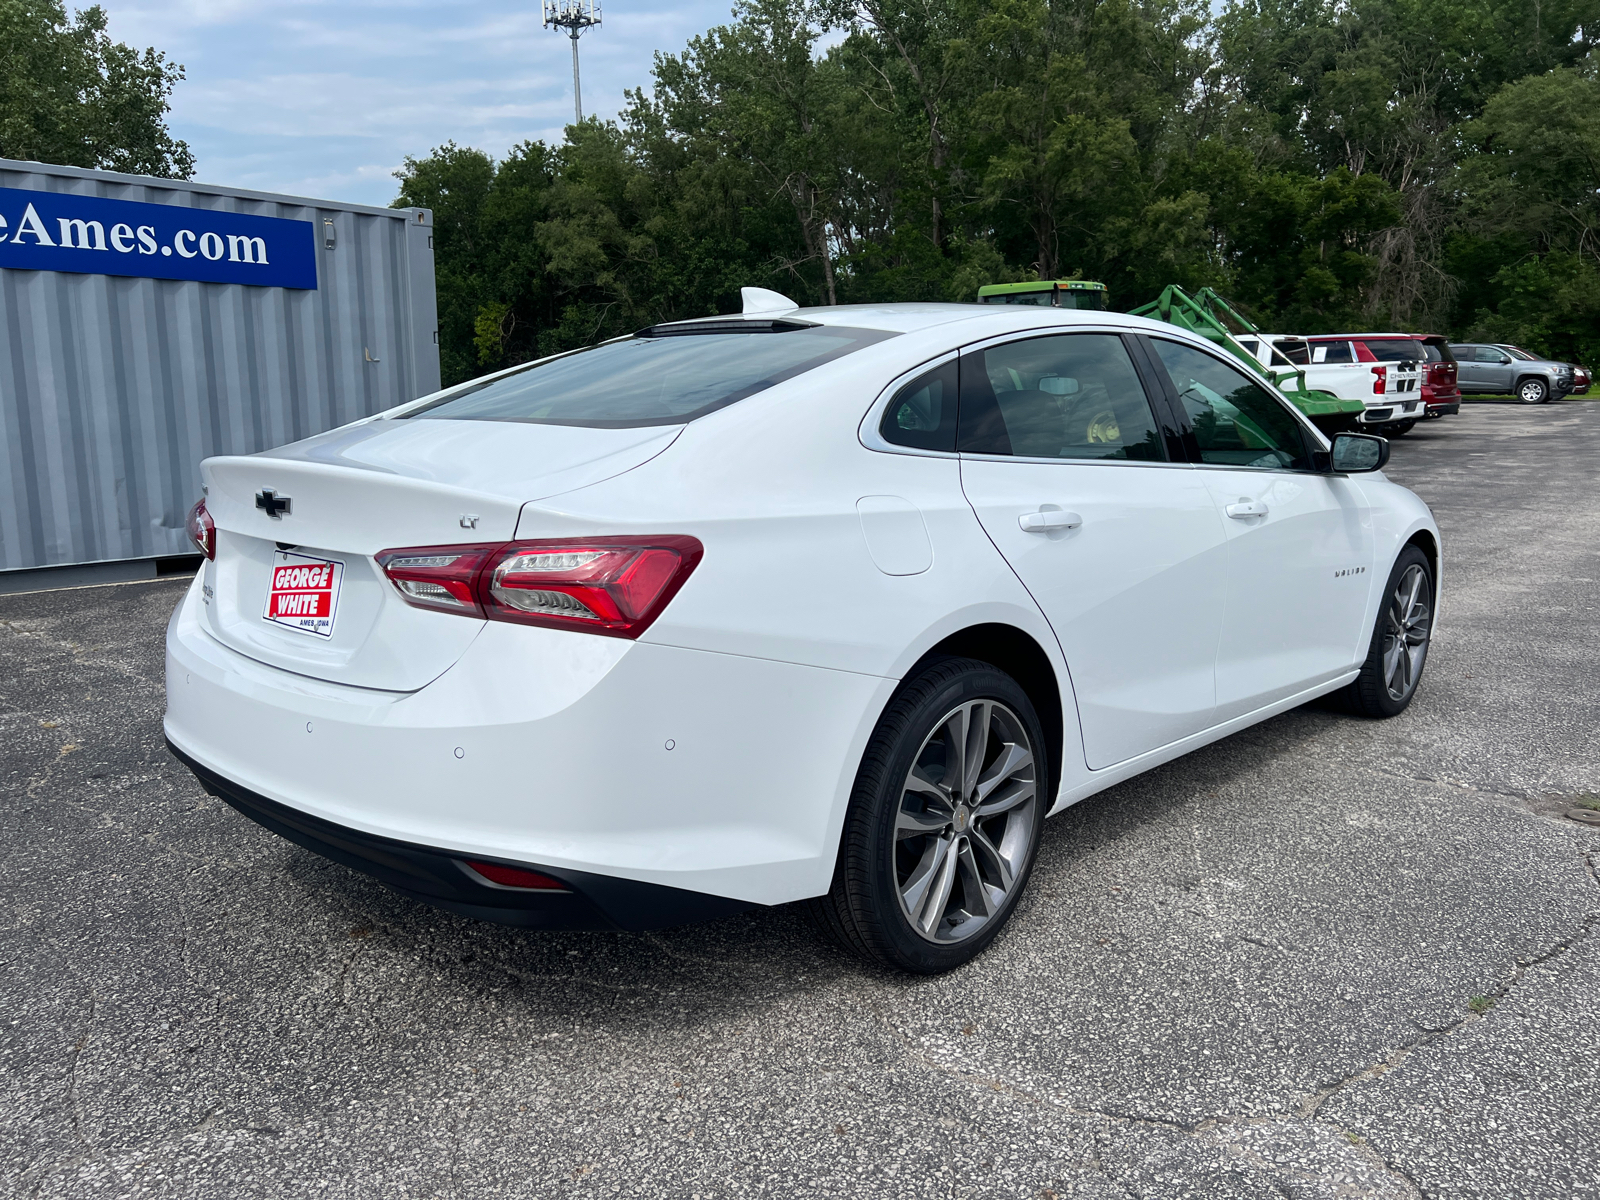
[102,1,744,209]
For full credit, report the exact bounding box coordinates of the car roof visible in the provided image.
[663,302,1195,340]
[1305,332,1439,340]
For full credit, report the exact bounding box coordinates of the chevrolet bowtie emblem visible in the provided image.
[256,489,292,519]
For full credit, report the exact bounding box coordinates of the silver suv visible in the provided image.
[1449,343,1574,404]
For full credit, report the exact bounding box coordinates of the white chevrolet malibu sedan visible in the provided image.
[165,292,1440,973]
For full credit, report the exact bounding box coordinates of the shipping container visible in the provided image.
[0,157,439,584]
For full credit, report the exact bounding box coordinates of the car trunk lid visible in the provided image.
[197,418,680,690]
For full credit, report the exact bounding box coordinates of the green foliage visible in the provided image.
[401,0,1600,386]
[0,0,193,177]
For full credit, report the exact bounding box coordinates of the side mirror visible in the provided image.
[1328,432,1389,473]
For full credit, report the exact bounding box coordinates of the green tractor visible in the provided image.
[1128,285,1365,436]
[977,279,1364,436]
[977,279,1110,311]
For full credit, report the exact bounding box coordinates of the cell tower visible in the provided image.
[542,0,601,125]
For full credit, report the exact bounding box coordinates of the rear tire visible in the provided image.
[1374,419,1416,438]
[1517,377,1549,404]
[1335,546,1434,718]
[810,657,1048,974]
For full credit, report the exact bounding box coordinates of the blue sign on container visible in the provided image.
[0,186,318,289]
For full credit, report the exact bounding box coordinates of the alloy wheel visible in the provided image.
[1518,379,1547,404]
[893,700,1037,943]
[1383,564,1432,702]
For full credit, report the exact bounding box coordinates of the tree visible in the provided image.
[404,0,1600,379]
[0,0,193,177]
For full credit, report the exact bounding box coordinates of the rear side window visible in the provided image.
[1310,341,1353,364]
[406,326,892,428]
[1360,340,1426,362]
[880,360,958,451]
[1273,339,1310,366]
[958,333,1166,462]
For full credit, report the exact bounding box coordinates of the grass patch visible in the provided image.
[1468,995,1497,1015]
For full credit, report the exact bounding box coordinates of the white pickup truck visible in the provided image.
[1236,333,1426,435]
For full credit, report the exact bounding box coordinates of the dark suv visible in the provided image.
[1449,344,1574,404]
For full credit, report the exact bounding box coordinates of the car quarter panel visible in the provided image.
[506,339,1068,684]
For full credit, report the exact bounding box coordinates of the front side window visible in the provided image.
[1059,289,1109,311]
[1476,346,1510,364]
[406,326,892,428]
[1149,339,1311,471]
[880,360,958,451]
[958,333,1166,462]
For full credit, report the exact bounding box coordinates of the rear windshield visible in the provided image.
[1360,339,1426,362]
[406,325,893,428]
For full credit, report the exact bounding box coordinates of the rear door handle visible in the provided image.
[1019,509,1083,532]
[1225,500,1269,519]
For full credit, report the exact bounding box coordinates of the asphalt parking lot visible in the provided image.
[3,400,1598,1200]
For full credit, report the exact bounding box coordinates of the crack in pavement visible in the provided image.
[65,990,98,1154]
[866,859,1599,1200]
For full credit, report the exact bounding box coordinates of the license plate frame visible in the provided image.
[263,550,345,639]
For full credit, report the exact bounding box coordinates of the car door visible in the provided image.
[1477,345,1515,390]
[1141,336,1375,721]
[957,330,1229,770]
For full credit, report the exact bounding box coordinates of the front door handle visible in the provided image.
[1225,499,1269,519]
[1019,509,1083,532]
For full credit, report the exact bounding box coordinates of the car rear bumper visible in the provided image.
[166,739,753,930]
[164,575,891,911]
[1359,398,1426,424]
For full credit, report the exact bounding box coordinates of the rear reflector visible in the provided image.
[377,535,702,639]
[463,860,568,890]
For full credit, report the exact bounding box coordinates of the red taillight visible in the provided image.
[1371,365,1387,395]
[186,498,215,560]
[375,535,702,639]
[374,544,498,616]
[463,860,568,890]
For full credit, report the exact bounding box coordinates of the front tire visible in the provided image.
[810,658,1047,974]
[1517,377,1550,404]
[1336,546,1434,718]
